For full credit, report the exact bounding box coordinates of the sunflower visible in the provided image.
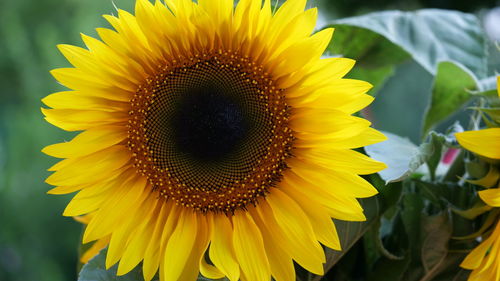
[455,76,500,281]
[42,0,386,280]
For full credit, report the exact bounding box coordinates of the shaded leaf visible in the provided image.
[464,160,489,181]
[422,62,477,136]
[472,107,500,123]
[430,253,469,281]
[420,212,452,281]
[367,256,411,281]
[453,209,500,240]
[325,25,407,94]
[401,192,424,263]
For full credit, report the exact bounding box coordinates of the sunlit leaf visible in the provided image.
[365,131,431,183]
[422,62,477,136]
[327,9,487,78]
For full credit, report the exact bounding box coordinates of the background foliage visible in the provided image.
[0,0,499,280]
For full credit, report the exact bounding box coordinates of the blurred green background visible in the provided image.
[0,0,498,280]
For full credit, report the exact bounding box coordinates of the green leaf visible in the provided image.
[366,219,405,261]
[423,132,448,181]
[367,256,411,281]
[400,192,424,262]
[473,107,500,123]
[369,173,403,213]
[428,253,469,281]
[78,249,155,281]
[465,160,489,180]
[327,9,487,78]
[364,131,431,183]
[422,62,477,136]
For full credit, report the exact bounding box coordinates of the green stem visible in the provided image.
[443,150,465,183]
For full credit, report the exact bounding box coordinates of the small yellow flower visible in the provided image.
[460,219,500,280]
[42,0,386,280]
[455,76,500,281]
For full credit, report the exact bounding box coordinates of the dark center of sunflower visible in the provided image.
[128,51,294,214]
[172,85,247,161]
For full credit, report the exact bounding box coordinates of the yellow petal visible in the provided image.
[266,8,317,61]
[307,91,373,114]
[80,32,146,82]
[232,211,271,281]
[461,237,494,270]
[282,187,341,250]
[73,213,93,225]
[42,107,128,131]
[288,157,378,198]
[282,170,366,221]
[456,128,500,159]
[63,188,112,217]
[45,146,131,186]
[467,165,500,188]
[461,221,500,270]
[250,209,296,281]
[305,58,356,85]
[42,125,127,159]
[255,199,325,275]
[209,214,240,281]
[295,147,387,175]
[50,68,133,102]
[272,28,333,76]
[42,91,128,111]
[290,108,370,135]
[268,0,308,46]
[497,75,500,98]
[142,202,176,281]
[295,126,387,150]
[80,236,110,264]
[47,184,84,195]
[83,176,148,243]
[266,189,326,274]
[162,209,198,281]
[107,194,159,269]
[198,0,233,28]
[479,188,500,207]
[117,199,159,275]
[57,44,137,91]
[179,215,213,281]
[200,256,225,280]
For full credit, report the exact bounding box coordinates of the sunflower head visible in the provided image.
[128,51,294,214]
[42,0,386,280]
